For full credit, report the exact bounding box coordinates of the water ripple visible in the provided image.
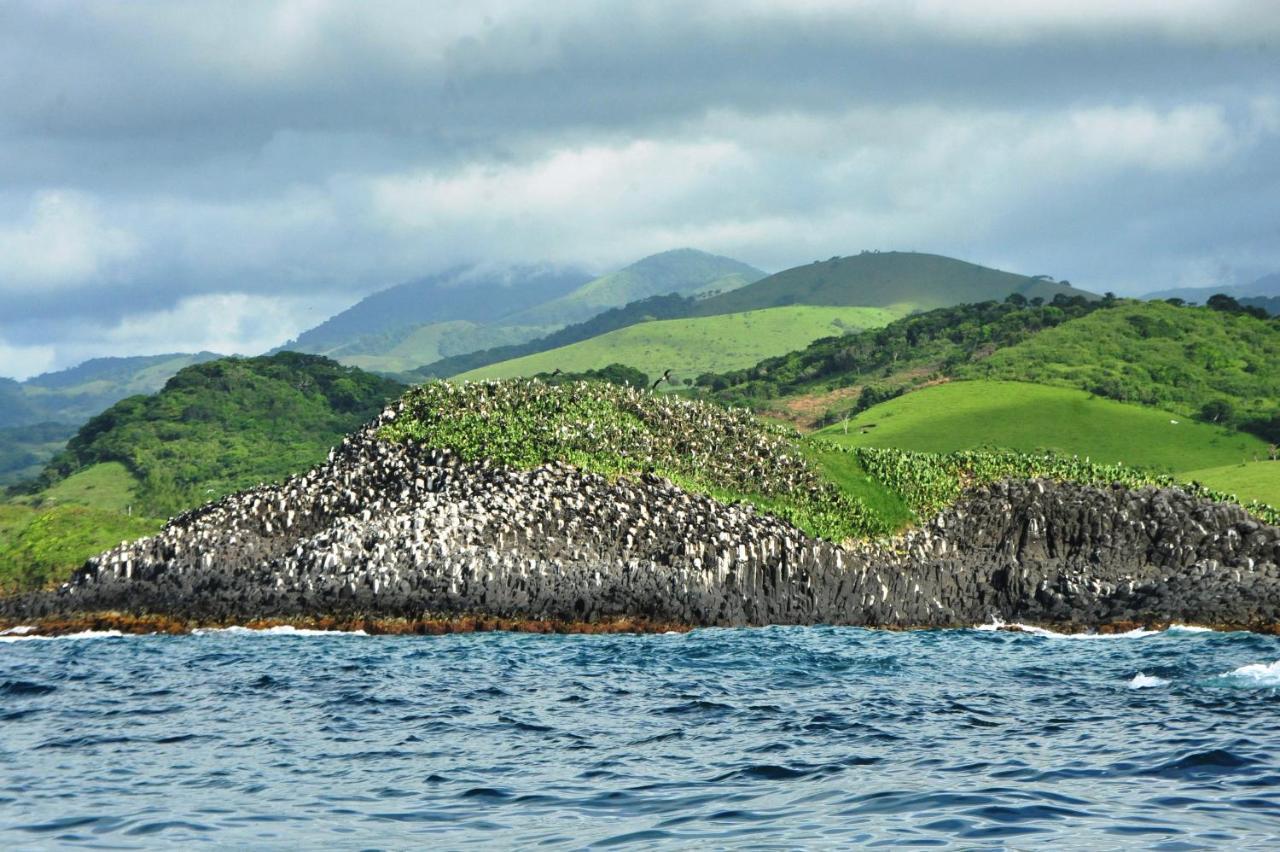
[2,626,1280,847]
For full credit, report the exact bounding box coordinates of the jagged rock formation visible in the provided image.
[3,411,1279,630]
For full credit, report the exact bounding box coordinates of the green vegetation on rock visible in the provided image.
[378,380,1279,544]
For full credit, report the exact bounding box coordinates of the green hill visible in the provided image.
[2,353,405,589]
[286,250,765,374]
[30,352,405,517]
[817,380,1269,479]
[694,251,1093,316]
[456,306,902,384]
[701,295,1106,420]
[956,301,1280,436]
[505,248,765,328]
[0,352,227,485]
[3,351,223,429]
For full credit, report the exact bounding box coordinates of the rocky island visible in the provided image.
[3,381,1279,635]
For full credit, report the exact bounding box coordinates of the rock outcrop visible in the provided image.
[4,408,1279,632]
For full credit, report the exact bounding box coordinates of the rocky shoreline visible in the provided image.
[3,410,1279,633]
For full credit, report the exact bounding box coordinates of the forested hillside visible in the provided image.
[700,294,1105,413]
[960,300,1280,439]
[29,353,405,516]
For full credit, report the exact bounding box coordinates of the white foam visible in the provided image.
[193,625,367,637]
[0,629,125,643]
[1220,660,1280,687]
[0,625,36,636]
[973,618,1159,639]
[1128,673,1170,689]
[1166,624,1216,634]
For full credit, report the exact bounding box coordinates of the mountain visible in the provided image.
[500,249,766,328]
[700,295,1106,422]
[17,352,225,425]
[32,352,405,517]
[0,378,43,429]
[693,251,1094,316]
[285,250,765,375]
[1143,272,1280,303]
[455,306,902,385]
[0,422,78,486]
[283,264,594,360]
[1242,296,1280,317]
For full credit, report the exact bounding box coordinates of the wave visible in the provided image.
[1128,673,1169,689]
[0,629,125,643]
[975,619,1160,639]
[191,625,368,637]
[1219,659,1280,687]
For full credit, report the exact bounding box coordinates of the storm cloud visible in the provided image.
[2,0,1278,377]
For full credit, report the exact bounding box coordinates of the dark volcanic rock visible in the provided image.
[4,406,1279,629]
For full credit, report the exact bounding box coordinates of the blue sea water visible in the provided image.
[2,625,1279,850]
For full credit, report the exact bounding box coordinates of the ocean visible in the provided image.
[2,624,1279,848]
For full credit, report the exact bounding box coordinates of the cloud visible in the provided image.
[0,191,137,290]
[0,291,350,381]
[0,1,1276,376]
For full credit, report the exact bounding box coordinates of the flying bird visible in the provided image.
[651,369,673,391]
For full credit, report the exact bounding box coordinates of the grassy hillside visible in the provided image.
[0,503,161,591]
[457,306,901,384]
[30,352,405,517]
[957,301,1280,436]
[694,251,1093,316]
[701,296,1107,421]
[412,293,702,380]
[506,248,765,328]
[1181,462,1280,507]
[817,381,1269,478]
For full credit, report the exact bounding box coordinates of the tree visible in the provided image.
[1198,399,1234,424]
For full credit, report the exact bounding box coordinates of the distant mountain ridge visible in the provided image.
[284,249,767,374]
[283,264,595,358]
[0,351,225,486]
[1143,272,1280,304]
[502,248,766,328]
[693,251,1094,315]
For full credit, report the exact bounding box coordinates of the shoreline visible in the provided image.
[4,612,1279,639]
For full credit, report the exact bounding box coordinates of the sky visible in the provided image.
[1,0,1278,379]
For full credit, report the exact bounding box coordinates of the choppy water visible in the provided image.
[3,625,1280,849]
